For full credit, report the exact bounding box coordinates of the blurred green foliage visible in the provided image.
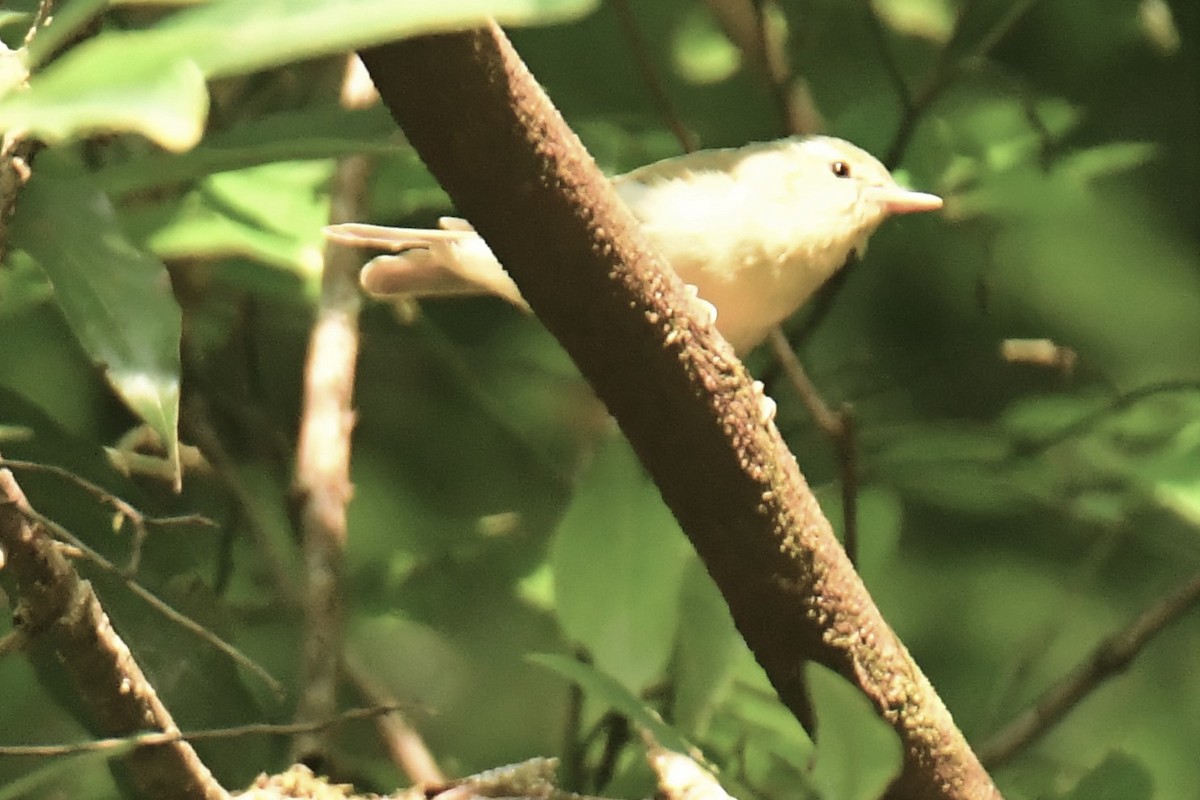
[1,0,1198,798]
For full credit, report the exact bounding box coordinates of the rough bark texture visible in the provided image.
[0,466,228,800]
[357,23,1000,800]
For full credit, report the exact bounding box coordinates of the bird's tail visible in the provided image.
[323,218,527,309]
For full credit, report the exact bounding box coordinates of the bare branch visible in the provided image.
[355,23,999,800]
[0,457,217,575]
[980,568,1200,766]
[14,502,283,697]
[0,458,229,799]
[345,655,445,784]
[290,53,373,765]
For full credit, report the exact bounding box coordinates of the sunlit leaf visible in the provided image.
[0,51,207,151]
[10,162,182,487]
[4,0,598,149]
[149,0,601,79]
[122,160,332,281]
[872,0,955,42]
[672,5,741,85]
[1057,141,1158,184]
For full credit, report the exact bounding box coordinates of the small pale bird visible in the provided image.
[325,135,942,353]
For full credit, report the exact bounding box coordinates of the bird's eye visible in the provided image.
[831,160,851,178]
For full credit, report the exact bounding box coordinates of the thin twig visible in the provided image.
[979,569,1200,767]
[345,656,444,784]
[749,0,801,136]
[0,458,216,576]
[766,329,859,564]
[1010,380,1200,459]
[0,704,408,758]
[730,2,862,559]
[290,54,374,764]
[834,404,858,565]
[0,461,228,799]
[181,397,300,607]
[766,330,842,434]
[882,0,1043,169]
[22,0,55,47]
[15,504,283,697]
[863,0,914,111]
[609,0,698,153]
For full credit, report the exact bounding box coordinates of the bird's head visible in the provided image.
[765,136,943,258]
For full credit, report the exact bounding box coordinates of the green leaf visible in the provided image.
[1057,141,1158,184]
[671,558,743,733]
[873,425,1029,514]
[527,653,699,761]
[22,0,107,70]
[806,663,903,800]
[672,5,741,85]
[147,0,602,80]
[95,105,401,195]
[3,0,598,149]
[551,435,692,692]
[122,160,332,280]
[0,47,208,152]
[10,163,182,488]
[0,11,32,32]
[1060,752,1153,800]
[871,0,955,42]
[1157,477,1200,530]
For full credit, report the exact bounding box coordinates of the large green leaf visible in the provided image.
[95,105,401,195]
[128,160,333,280]
[671,558,742,734]
[1060,752,1153,800]
[150,0,601,79]
[806,663,903,800]
[0,50,208,151]
[0,0,599,150]
[550,436,692,692]
[10,163,182,488]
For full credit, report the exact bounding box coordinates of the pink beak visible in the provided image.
[869,185,944,215]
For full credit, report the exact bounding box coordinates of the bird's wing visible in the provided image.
[615,140,790,187]
[325,219,526,309]
[617,148,741,187]
[323,219,477,252]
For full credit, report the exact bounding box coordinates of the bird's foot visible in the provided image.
[752,380,777,424]
[683,283,718,329]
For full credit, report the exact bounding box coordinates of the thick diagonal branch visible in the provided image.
[0,462,228,800]
[357,23,999,800]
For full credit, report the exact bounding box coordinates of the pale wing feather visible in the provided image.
[326,219,526,309]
